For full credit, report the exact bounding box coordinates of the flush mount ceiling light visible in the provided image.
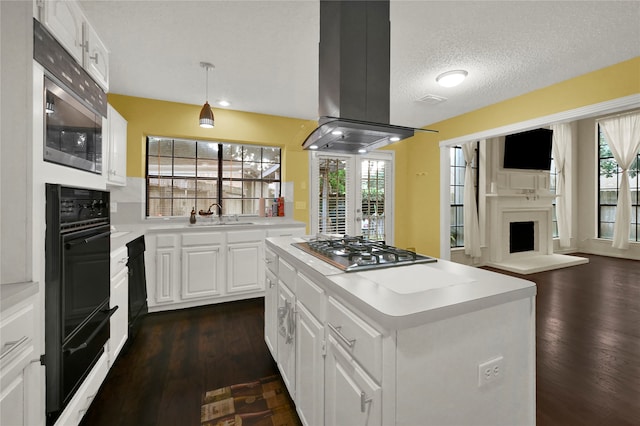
[436,70,468,88]
[199,62,215,128]
[217,100,230,107]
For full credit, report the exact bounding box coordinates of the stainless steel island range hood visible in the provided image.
[302,0,435,154]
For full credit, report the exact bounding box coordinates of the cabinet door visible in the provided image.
[181,245,223,300]
[109,266,128,364]
[155,247,177,304]
[276,281,296,397]
[106,105,127,186]
[83,22,109,90]
[295,302,324,426]
[42,0,84,62]
[226,241,263,294]
[0,373,25,426]
[325,335,382,426]
[264,270,278,357]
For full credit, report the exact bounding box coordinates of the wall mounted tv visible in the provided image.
[503,128,553,170]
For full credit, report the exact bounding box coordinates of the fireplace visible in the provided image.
[510,221,535,253]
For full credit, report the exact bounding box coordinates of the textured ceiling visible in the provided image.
[79,0,640,129]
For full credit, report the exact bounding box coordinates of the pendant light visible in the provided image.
[199,62,215,128]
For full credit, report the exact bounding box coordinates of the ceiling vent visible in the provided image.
[418,94,448,105]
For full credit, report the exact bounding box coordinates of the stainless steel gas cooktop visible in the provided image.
[292,235,437,272]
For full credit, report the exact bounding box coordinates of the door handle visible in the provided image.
[64,306,118,355]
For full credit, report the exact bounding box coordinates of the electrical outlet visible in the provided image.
[478,356,504,387]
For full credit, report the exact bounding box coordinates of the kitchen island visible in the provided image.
[265,236,536,426]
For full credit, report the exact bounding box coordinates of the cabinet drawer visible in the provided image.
[156,234,178,248]
[296,272,325,322]
[266,227,305,238]
[1,301,35,364]
[278,258,296,291]
[227,229,265,243]
[110,246,128,277]
[265,247,278,275]
[327,297,382,382]
[182,232,224,246]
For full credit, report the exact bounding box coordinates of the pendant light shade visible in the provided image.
[199,62,215,128]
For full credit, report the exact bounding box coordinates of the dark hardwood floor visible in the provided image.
[80,297,288,426]
[82,254,639,425]
[485,253,640,426]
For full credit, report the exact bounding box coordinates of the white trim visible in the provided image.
[438,94,640,148]
[439,94,640,261]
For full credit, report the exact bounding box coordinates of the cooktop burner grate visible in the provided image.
[292,235,437,272]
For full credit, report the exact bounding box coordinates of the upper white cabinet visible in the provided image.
[41,0,84,62]
[40,0,110,90]
[106,105,127,186]
[82,21,109,90]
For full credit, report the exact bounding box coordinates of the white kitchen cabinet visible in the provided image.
[181,232,224,300]
[264,269,278,356]
[325,334,382,426]
[106,104,127,186]
[155,234,179,304]
[40,0,110,90]
[276,280,296,397]
[83,21,109,90]
[226,230,265,294]
[109,246,128,365]
[295,301,325,426]
[0,293,37,426]
[266,227,306,238]
[41,0,84,62]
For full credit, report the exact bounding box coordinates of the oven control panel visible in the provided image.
[59,186,109,224]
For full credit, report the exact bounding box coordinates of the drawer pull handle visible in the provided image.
[264,258,273,264]
[328,323,356,348]
[360,391,373,413]
[1,336,29,360]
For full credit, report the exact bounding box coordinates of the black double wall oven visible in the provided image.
[45,184,116,425]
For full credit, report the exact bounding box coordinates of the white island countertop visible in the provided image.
[267,237,537,329]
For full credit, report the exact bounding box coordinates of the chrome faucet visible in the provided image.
[208,203,222,216]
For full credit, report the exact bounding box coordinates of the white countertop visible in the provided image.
[266,237,537,329]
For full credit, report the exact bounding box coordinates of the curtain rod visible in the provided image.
[596,108,640,122]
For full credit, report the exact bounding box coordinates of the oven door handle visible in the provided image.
[64,306,118,356]
[65,230,112,249]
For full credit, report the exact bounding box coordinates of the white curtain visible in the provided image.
[598,112,640,250]
[462,143,481,258]
[551,123,571,248]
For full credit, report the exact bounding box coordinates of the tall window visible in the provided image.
[450,143,478,248]
[598,125,640,241]
[146,137,281,217]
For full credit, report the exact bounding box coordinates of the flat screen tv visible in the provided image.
[503,128,553,170]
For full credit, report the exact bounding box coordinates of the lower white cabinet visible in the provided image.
[325,334,382,426]
[0,291,37,426]
[276,280,296,397]
[109,246,129,364]
[147,225,304,312]
[264,269,278,355]
[295,302,325,426]
[181,245,223,300]
[227,230,265,294]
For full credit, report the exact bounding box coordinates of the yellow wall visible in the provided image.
[393,57,640,256]
[109,57,639,255]
[107,95,316,225]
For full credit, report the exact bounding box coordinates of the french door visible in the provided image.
[310,151,393,243]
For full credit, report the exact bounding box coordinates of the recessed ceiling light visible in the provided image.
[358,149,367,154]
[331,130,343,136]
[436,70,468,88]
[217,100,230,107]
[390,137,400,142]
